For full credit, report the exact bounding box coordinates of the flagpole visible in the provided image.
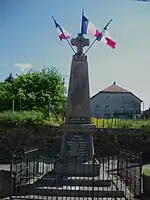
[84,38,97,55]
[62,34,76,54]
[52,16,76,54]
[84,19,113,55]
[81,8,84,35]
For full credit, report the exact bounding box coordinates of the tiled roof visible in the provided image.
[102,82,129,93]
[90,82,143,102]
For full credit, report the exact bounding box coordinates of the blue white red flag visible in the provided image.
[97,28,116,49]
[52,17,70,41]
[81,13,100,37]
[81,12,116,49]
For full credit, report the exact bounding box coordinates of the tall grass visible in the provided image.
[0,110,60,126]
[92,118,150,129]
[0,111,150,129]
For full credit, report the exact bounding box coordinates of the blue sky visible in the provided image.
[0,0,150,108]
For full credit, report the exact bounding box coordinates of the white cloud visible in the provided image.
[14,63,33,72]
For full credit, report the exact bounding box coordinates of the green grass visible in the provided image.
[0,112,150,129]
[92,118,150,129]
[142,168,150,176]
[0,110,61,127]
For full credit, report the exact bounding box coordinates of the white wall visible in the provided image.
[90,92,141,118]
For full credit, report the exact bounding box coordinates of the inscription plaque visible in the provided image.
[61,132,94,160]
[68,117,90,124]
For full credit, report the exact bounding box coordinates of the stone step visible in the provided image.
[47,168,100,177]
[18,188,125,198]
[36,178,112,187]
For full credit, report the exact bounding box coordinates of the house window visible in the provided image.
[105,106,109,111]
[120,106,125,112]
[95,105,100,111]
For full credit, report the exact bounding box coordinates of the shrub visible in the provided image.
[0,111,60,126]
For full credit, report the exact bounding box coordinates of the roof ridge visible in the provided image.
[102,82,129,93]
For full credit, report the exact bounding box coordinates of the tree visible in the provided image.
[143,107,150,118]
[0,67,66,115]
[5,73,14,83]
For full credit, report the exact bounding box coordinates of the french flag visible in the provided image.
[81,14,100,38]
[52,17,70,41]
[97,28,116,49]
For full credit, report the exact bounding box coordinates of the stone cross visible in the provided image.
[71,33,89,55]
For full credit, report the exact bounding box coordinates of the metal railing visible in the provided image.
[117,150,142,198]
[9,148,142,200]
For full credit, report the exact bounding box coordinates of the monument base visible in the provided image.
[61,123,96,132]
[54,158,100,177]
[60,128,95,160]
[54,123,99,177]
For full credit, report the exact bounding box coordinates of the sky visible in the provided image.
[0,0,150,109]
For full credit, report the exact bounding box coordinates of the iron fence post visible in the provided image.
[139,151,142,196]
[9,153,15,200]
[102,118,104,127]
[25,156,29,183]
[108,154,110,177]
[92,155,95,200]
[36,150,39,175]
[117,152,119,175]
[126,154,128,185]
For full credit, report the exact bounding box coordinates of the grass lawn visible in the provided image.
[92,118,150,129]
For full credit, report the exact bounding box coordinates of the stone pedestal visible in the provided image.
[55,124,100,177]
[55,34,100,177]
[65,54,91,124]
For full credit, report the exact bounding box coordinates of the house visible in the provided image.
[90,82,143,119]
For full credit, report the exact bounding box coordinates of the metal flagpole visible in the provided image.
[80,8,84,35]
[84,19,113,55]
[52,16,76,54]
